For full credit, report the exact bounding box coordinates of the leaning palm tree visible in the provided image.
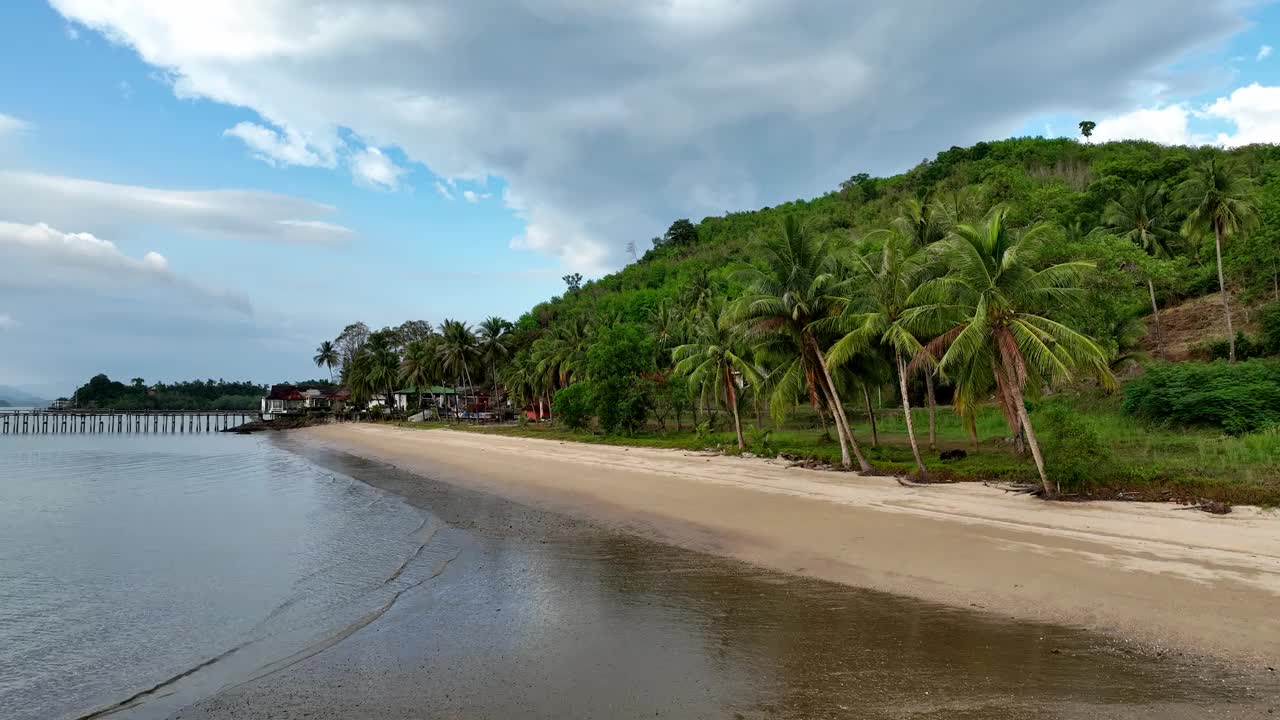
[673,304,762,449]
[909,208,1116,497]
[1101,181,1178,355]
[437,319,480,419]
[400,339,438,419]
[827,225,934,478]
[1177,157,1258,362]
[476,316,512,402]
[313,340,340,381]
[734,216,871,472]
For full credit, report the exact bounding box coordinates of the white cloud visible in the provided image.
[1089,83,1280,148]
[0,113,29,135]
[0,221,250,313]
[1087,105,1198,145]
[224,121,333,167]
[434,181,454,202]
[0,313,15,330]
[462,190,490,203]
[0,171,354,246]
[1258,44,1272,61]
[49,0,1251,273]
[350,147,406,189]
[1204,83,1280,147]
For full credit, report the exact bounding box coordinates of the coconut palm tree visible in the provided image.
[437,319,480,419]
[400,339,438,419]
[313,340,339,381]
[909,208,1116,496]
[1101,181,1178,355]
[1177,157,1259,363]
[827,225,934,478]
[477,316,512,402]
[345,337,400,412]
[734,216,871,472]
[673,304,762,449]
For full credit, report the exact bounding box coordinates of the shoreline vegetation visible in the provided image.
[312,137,1280,510]
[297,423,1280,667]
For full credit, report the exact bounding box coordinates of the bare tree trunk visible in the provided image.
[725,371,745,449]
[817,404,830,439]
[1214,221,1236,362]
[1011,382,1052,496]
[924,371,938,451]
[814,378,851,469]
[1147,278,1163,358]
[862,385,878,448]
[895,353,929,480]
[966,410,978,453]
[809,335,870,472]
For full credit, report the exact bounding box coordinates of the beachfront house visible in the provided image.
[260,384,351,419]
[392,385,496,419]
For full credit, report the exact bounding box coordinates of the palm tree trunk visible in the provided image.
[862,385,878,448]
[1010,382,1052,496]
[725,371,745,449]
[966,410,978,453]
[924,371,938,451]
[809,335,870,473]
[1147,278,1163,358]
[895,353,929,481]
[1214,220,1236,362]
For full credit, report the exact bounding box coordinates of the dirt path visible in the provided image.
[298,424,1280,667]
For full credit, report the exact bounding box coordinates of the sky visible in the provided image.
[1,1,1279,396]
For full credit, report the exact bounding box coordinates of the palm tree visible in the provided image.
[1078,120,1096,142]
[1102,181,1178,356]
[400,339,438,419]
[437,319,480,419]
[734,216,871,472]
[313,340,339,381]
[673,304,761,449]
[910,208,1115,496]
[828,225,934,478]
[1177,157,1259,362]
[345,337,400,413]
[477,316,512,404]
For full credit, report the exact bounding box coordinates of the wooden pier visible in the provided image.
[0,411,253,435]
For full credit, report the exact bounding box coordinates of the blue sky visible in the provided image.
[0,1,1277,395]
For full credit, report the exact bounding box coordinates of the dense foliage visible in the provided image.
[1123,361,1280,435]
[71,374,267,411]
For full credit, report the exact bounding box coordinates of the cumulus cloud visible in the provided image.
[0,113,28,134]
[462,190,490,203]
[0,171,353,246]
[1087,83,1280,147]
[50,0,1250,273]
[224,121,332,167]
[0,221,251,313]
[1258,44,1273,61]
[350,146,406,189]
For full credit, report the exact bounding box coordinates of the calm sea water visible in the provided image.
[0,433,440,720]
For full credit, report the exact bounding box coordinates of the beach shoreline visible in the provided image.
[296,423,1280,668]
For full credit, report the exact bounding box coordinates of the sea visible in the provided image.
[0,427,1273,719]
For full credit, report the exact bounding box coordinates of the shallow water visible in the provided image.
[1,433,1274,720]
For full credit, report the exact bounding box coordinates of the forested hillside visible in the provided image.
[331,136,1280,503]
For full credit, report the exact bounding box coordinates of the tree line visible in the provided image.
[317,136,1278,499]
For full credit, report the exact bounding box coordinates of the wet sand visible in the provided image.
[172,438,1278,719]
[298,424,1280,666]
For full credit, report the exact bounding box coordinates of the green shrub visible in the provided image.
[1196,332,1265,361]
[746,425,775,455]
[1260,302,1280,355]
[1035,403,1114,489]
[1123,360,1280,434]
[552,383,593,432]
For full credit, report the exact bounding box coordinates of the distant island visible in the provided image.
[0,385,50,408]
[66,374,271,412]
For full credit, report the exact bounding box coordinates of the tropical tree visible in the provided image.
[346,334,400,412]
[909,208,1115,496]
[1177,157,1259,362]
[477,316,512,400]
[437,319,480,418]
[400,339,438,418]
[1078,120,1096,141]
[673,304,761,449]
[1101,181,1178,355]
[828,225,934,478]
[130,377,146,389]
[734,216,871,472]
[313,340,340,381]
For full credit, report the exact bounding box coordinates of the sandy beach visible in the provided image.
[299,423,1280,667]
